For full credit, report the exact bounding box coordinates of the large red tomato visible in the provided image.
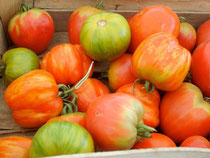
[116,83,160,128]
[132,32,191,91]
[129,5,180,53]
[8,4,54,54]
[196,19,210,47]
[191,40,210,97]
[4,70,63,128]
[41,44,93,85]
[160,83,210,144]
[0,136,32,158]
[180,136,210,148]
[108,54,137,91]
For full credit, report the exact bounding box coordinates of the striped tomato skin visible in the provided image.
[30,121,94,157]
[132,32,191,91]
[80,12,131,62]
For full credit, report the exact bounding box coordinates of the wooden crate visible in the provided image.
[0,0,210,157]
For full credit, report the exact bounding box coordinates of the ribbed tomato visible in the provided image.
[131,32,191,91]
[80,12,131,61]
[180,136,210,148]
[116,83,160,128]
[8,4,54,54]
[108,54,137,91]
[4,70,63,128]
[160,83,210,144]
[41,44,93,85]
[196,19,210,47]
[0,136,32,158]
[30,121,94,157]
[128,5,180,53]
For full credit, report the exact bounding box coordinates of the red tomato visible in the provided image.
[0,136,32,158]
[116,83,160,128]
[73,78,109,112]
[132,133,176,149]
[41,44,93,85]
[177,22,196,52]
[108,54,137,91]
[47,112,87,129]
[129,5,180,53]
[68,6,103,44]
[160,83,210,144]
[4,70,63,128]
[132,32,191,91]
[126,17,132,24]
[8,5,54,54]
[180,136,210,148]
[191,40,210,97]
[196,19,210,47]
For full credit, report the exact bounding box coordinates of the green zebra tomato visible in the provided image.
[80,12,131,62]
[1,47,40,86]
[30,121,94,157]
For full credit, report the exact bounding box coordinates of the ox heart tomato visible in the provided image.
[131,32,191,92]
[196,19,210,47]
[180,136,210,148]
[8,4,54,54]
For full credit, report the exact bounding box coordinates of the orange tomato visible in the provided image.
[180,136,210,148]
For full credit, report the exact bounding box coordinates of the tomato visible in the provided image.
[180,136,210,148]
[30,121,94,157]
[73,78,109,112]
[0,136,32,158]
[191,40,210,97]
[132,133,176,149]
[80,12,131,62]
[160,83,210,144]
[2,48,40,86]
[131,32,191,92]
[196,19,210,47]
[86,93,156,151]
[108,54,137,91]
[4,70,63,128]
[177,22,196,52]
[126,17,132,24]
[68,6,103,44]
[47,112,86,129]
[8,4,54,54]
[116,83,160,128]
[41,44,93,85]
[128,5,180,53]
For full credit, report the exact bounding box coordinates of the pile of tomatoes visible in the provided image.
[0,2,209,158]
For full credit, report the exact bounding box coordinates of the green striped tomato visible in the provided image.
[30,121,94,157]
[80,12,131,62]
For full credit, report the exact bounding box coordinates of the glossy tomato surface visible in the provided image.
[196,19,210,47]
[180,136,210,148]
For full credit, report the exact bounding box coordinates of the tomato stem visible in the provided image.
[204,97,210,103]
[95,0,104,9]
[136,123,157,139]
[20,4,30,12]
[132,79,155,94]
[179,16,186,23]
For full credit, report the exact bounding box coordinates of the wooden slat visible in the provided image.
[0,19,7,54]
[34,0,210,12]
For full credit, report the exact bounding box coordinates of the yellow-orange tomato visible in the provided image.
[131,32,191,91]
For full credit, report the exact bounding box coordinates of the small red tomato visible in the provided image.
[180,136,210,148]
[108,54,137,91]
[177,22,196,52]
[0,136,32,158]
[196,19,210,47]
[8,4,54,54]
[132,133,176,149]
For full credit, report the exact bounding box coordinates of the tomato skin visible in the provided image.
[160,83,210,144]
[41,44,93,85]
[30,121,94,157]
[80,12,131,62]
[86,93,145,151]
[131,32,191,91]
[8,8,54,54]
[68,6,103,44]
[191,40,210,97]
[116,83,160,128]
[4,70,63,128]
[0,136,32,158]
[73,78,109,112]
[108,54,137,91]
[132,133,176,149]
[129,5,180,53]
[177,22,196,52]
[2,48,40,86]
[180,136,210,148]
[196,20,210,47]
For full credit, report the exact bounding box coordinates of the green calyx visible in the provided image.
[95,0,104,9]
[20,3,30,12]
[136,123,157,141]
[132,78,155,94]
[179,16,186,23]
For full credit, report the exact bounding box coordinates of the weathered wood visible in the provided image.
[34,0,210,12]
[0,19,7,54]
